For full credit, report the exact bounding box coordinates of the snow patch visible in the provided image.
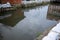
[42,22,60,40]
[0,2,11,8]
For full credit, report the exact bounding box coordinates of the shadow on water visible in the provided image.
[0,9,25,27]
[0,5,59,40]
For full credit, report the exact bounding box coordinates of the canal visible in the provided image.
[0,5,58,40]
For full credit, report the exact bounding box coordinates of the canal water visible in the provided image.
[0,5,58,40]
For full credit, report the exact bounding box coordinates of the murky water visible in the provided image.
[0,5,58,40]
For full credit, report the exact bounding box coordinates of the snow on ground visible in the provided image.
[0,2,11,8]
[42,22,60,40]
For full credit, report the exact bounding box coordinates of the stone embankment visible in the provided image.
[35,25,56,40]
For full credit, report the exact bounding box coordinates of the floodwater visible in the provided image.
[0,5,58,40]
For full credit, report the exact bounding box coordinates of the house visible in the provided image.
[1,0,22,5]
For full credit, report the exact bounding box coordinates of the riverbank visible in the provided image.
[21,1,50,9]
[0,4,58,40]
[0,2,50,12]
[35,25,57,40]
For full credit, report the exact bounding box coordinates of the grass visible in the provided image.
[36,32,42,37]
[21,2,50,9]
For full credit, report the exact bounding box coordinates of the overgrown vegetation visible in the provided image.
[21,2,50,9]
[36,32,42,37]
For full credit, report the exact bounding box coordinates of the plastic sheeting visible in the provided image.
[42,22,60,40]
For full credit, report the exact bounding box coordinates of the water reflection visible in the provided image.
[0,9,25,26]
[0,5,58,40]
[47,4,60,21]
